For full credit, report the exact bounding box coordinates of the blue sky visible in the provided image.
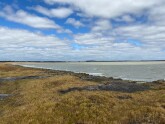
[0,0,165,61]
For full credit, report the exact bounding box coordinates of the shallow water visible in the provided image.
[17,61,165,82]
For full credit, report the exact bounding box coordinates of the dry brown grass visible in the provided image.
[0,63,46,78]
[0,63,165,124]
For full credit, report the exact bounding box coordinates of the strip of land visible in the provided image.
[0,63,165,124]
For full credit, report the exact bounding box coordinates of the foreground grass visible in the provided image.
[0,63,165,124]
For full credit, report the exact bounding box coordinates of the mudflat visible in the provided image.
[0,63,165,124]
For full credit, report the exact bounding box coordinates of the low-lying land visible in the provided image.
[0,63,165,124]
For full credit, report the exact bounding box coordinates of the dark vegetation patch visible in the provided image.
[117,95,132,100]
[0,76,48,82]
[59,82,150,93]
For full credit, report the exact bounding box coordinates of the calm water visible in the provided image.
[17,61,165,82]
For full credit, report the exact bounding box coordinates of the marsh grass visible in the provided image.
[0,63,165,124]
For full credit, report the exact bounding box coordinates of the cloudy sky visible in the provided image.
[0,0,165,61]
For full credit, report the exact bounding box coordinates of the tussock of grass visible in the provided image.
[0,63,165,124]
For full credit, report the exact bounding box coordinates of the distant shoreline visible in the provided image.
[1,60,165,62]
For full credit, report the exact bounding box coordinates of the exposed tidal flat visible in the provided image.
[0,63,165,123]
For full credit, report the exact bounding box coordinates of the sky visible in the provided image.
[0,0,165,61]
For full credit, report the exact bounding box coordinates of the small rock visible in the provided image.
[0,94,10,100]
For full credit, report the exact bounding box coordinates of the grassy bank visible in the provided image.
[0,63,165,124]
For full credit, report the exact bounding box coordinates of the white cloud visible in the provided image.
[66,18,84,28]
[70,18,165,60]
[74,32,114,45]
[0,5,61,30]
[0,25,165,61]
[92,19,111,32]
[148,3,165,26]
[44,0,161,18]
[33,5,73,18]
[114,24,165,47]
[0,26,71,61]
[1,1,165,61]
